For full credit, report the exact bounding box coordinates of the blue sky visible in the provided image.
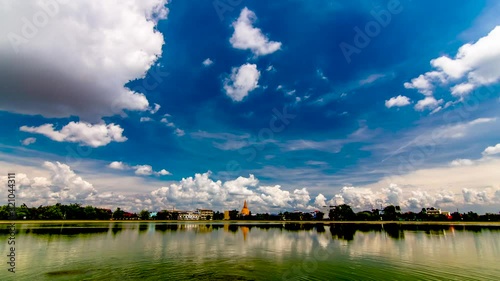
[1,0,500,213]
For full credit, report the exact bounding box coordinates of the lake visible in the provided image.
[1,222,499,280]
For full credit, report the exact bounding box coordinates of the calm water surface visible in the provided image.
[1,222,499,280]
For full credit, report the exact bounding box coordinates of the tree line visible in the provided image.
[1,203,499,221]
[327,204,500,222]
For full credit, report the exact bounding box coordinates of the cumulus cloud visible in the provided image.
[20,121,127,147]
[414,96,443,111]
[383,184,403,206]
[229,7,281,56]
[149,103,161,114]
[403,72,442,96]
[314,193,327,207]
[160,116,175,127]
[483,143,500,156]
[223,63,260,102]
[140,117,153,122]
[462,188,489,204]
[331,186,383,210]
[202,58,213,66]
[2,158,499,213]
[318,184,461,211]
[108,161,127,170]
[404,26,500,109]
[450,159,474,166]
[174,128,185,137]
[108,161,170,176]
[431,26,500,86]
[0,162,96,206]
[0,0,168,121]
[21,137,36,146]
[156,169,171,176]
[385,95,411,108]
[450,83,475,97]
[134,165,154,176]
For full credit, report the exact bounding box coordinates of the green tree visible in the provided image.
[228,210,239,220]
[83,206,97,219]
[329,204,355,221]
[139,210,151,220]
[43,205,63,220]
[356,211,373,221]
[113,208,124,220]
[383,205,398,221]
[316,211,324,220]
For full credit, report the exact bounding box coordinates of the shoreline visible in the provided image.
[1,220,500,226]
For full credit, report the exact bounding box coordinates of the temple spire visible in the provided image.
[241,200,250,216]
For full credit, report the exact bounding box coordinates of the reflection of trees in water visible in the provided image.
[155,224,179,232]
[228,224,239,233]
[22,227,109,235]
[8,223,500,239]
[357,223,382,233]
[315,223,325,233]
[111,223,123,235]
[383,224,404,239]
[211,224,224,230]
[138,223,148,232]
[329,224,356,241]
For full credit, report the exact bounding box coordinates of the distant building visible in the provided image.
[241,200,250,216]
[426,208,446,216]
[224,210,230,220]
[178,211,199,220]
[197,209,214,220]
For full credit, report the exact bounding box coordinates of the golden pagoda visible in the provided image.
[240,200,250,216]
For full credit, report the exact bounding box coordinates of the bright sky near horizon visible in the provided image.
[1,0,500,213]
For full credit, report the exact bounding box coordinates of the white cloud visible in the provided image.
[403,74,435,96]
[0,161,96,206]
[305,160,328,166]
[140,117,153,122]
[314,194,327,207]
[223,63,260,102]
[462,188,489,204]
[174,128,185,137]
[383,184,403,206]
[21,137,36,146]
[266,65,275,72]
[414,96,443,111]
[431,26,500,85]
[202,58,213,66]
[450,83,475,97]
[317,69,328,81]
[360,73,385,85]
[109,161,127,170]
[160,117,175,127]
[229,7,281,56]
[155,169,171,176]
[134,165,153,176]
[108,161,170,176]
[20,121,127,147]
[405,26,500,105]
[483,143,500,156]
[450,159,474,167]
[430,106,442,115]
[149,103,161,114]
[0,0,169,121]
[385,95,410,108]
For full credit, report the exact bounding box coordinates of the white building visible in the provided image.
[178,211,199,220]
[197,209,214,220]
